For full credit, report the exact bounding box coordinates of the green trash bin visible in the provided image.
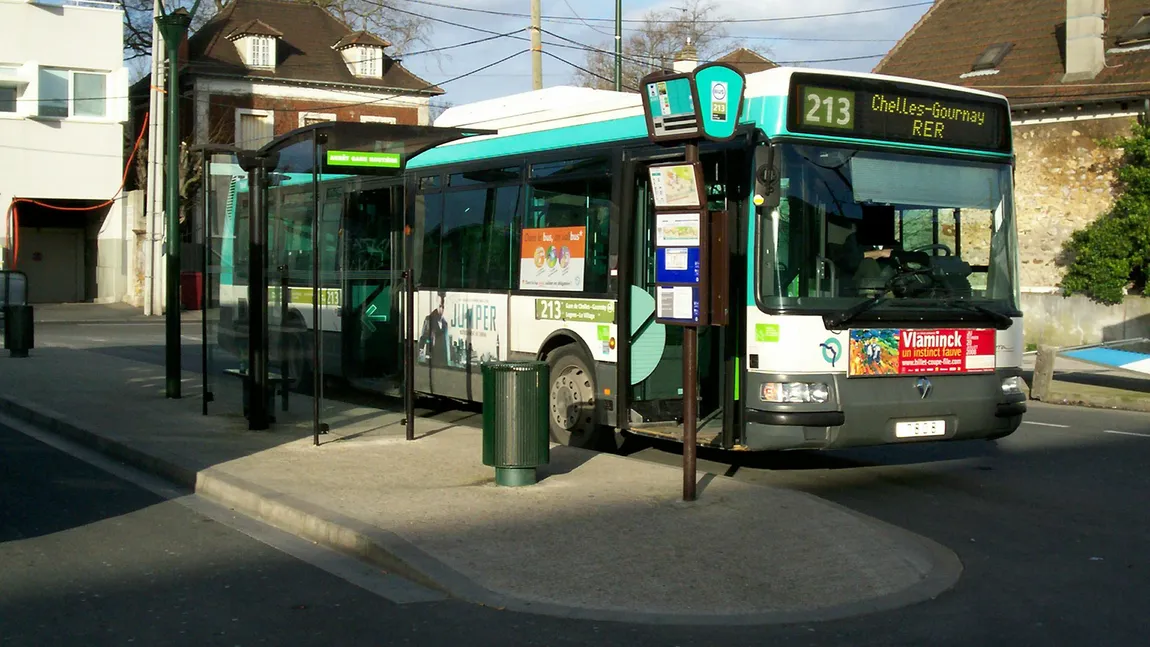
[482,360,550,486]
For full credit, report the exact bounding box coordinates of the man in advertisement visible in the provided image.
[419,291,450,367]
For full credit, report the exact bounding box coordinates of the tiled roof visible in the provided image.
[187,0,440,94]
[873,0,1150,109]
[226,18,283,40]
[333,30,391,50]
[714,48,778,75]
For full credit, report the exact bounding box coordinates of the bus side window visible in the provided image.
[527,176,611,293]
[414,192,443,288]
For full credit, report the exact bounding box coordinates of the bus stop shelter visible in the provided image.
[195,121,487,442]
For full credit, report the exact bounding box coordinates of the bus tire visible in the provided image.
[545,345,615,451]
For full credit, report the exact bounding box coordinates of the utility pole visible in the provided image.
[144,0,164,317]
[530,0,542,90]
[156,1,198,399]
[614,0,622,91]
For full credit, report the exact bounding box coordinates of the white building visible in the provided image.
[0,0,130,303]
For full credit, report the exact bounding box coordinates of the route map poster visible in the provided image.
[649,164,703,209]
[849,328,995,376]
[518,226,586,291]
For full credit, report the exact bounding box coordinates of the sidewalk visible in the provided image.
[1022,351,1150,413]
[26,302,202,324]
[0,344,960,625]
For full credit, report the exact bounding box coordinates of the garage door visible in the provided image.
[18,227,83,303]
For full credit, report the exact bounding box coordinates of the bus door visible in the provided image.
[340,178,406,387]
[622,147,746,447]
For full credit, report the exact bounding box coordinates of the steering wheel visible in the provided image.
[909,243,953,257]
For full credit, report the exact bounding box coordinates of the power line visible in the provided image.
[206,49,531,115]
[727,35,899,43]
[391,0,933,24]
[542,50,638,92]
[559,0,615,37]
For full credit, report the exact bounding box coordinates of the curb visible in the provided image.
[0,395,963,626]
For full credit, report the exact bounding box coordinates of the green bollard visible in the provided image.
[3,304,34,358]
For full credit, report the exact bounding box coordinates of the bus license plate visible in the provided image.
[895,420,946,438]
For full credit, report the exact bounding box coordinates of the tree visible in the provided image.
[1060,122,1150,305]
[120,0,433,61]
[573,0,761,91]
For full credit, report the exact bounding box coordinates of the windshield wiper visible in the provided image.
[939,297,1014,329]
[824,296,886,329]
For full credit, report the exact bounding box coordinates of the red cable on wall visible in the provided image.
[5,112,150,270]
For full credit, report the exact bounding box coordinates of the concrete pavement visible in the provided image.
[4,302,202,325]
[0,343,960,625]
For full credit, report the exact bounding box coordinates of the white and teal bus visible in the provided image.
[217,66,1026,451]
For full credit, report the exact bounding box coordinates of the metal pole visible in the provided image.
[405,267,415,441]
[682,141,699,502]
[614,0,622,91]
[248,161,269,430]
[201,152,210,415]
[531,0,542,90]
[312,130,322,445]
[157,10,192,399]
[144,0,163,317]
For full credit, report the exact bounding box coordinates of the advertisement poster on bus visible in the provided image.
[848,328,995,376]
[518,226,585,291]
[416,291,506,369]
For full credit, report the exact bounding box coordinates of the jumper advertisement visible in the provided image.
[849,328,996,376]
[416,291,505,369]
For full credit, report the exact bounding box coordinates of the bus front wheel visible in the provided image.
[546,346,615,451]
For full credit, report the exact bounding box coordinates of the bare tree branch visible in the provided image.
[573,0,768,92]
[120,0,434,61]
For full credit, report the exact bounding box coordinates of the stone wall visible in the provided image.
[1023,292,1150,348]
[1012,117,1134,289]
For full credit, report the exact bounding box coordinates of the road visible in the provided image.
[7,320,1150,645]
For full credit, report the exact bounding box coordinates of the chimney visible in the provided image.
[673,38,698,73]
[1062,0,1107,82]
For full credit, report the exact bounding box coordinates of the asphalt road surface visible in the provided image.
[4,320,1149,645]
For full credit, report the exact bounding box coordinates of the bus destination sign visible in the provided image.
[788,73,1011,153]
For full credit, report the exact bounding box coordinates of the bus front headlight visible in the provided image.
[761,382,830,404]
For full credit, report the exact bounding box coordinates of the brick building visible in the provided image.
[873,0,1150,293]
[131,0,441,153]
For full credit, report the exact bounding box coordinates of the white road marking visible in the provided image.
[1023,421,1070,428]
[1103,429,1150,438]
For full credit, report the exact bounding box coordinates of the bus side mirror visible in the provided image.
[754,145,779,208]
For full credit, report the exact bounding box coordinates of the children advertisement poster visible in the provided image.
[849,328,995,376]
[518,226,586,291]
[416,291,506,369]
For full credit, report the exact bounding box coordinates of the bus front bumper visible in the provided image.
[742,370,1026,451]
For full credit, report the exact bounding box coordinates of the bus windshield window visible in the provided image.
[760,144,1018,311]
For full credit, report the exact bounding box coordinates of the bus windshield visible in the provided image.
[759,143,1019,316]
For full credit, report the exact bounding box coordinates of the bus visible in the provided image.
[217,66,1026,452]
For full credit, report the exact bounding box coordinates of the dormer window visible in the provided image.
[972,42,1013,71]
[250,36,274,68]
[1117,13,1150,47]
[333,31,391,79]
[226,19,283,70]
[357,47,382,77]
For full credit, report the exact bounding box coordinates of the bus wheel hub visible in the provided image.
[551,367,592,431]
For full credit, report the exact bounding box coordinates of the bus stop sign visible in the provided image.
[693,63,746,142]
[640,63,746,144]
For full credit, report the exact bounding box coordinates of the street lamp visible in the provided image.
[156,1,199,399]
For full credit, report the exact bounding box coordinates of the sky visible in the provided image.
[391,0,936,109]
